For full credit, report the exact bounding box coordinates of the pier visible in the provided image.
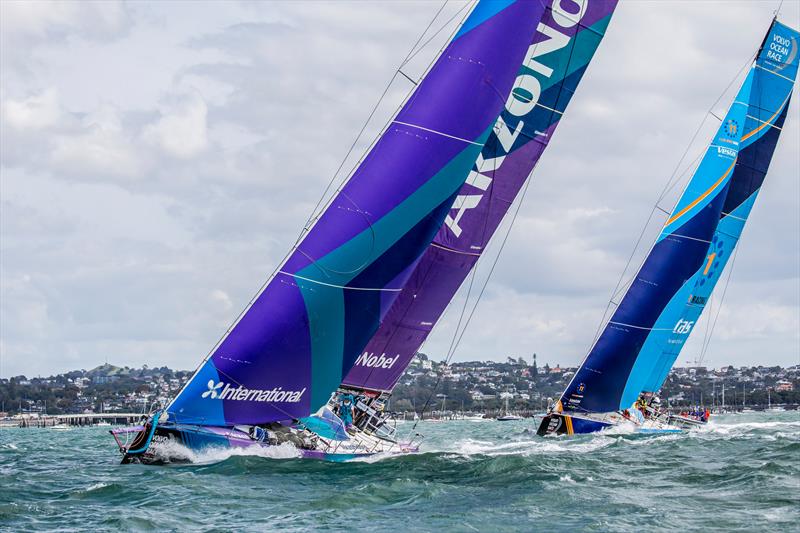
[2,413,143,428]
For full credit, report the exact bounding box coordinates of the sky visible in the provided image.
[1,0,798,378]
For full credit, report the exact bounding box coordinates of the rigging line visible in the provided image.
[298,0,451,240]
[341,3,476,393]
[698,245,740,366]
[401,0,475,69]
[303,0,471,241]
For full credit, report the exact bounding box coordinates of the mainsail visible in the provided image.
[166,1,547,426]
[342,0,619,392]
[638,19,799,396]
[559,48,754,415]
[559,19,798,415]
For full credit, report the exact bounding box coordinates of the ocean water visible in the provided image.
[1,412,798,532]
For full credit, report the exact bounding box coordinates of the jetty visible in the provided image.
[1,413,143,428]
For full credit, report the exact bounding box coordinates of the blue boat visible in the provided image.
[539,17,799,436]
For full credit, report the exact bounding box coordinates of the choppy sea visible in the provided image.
[1,411,798,532]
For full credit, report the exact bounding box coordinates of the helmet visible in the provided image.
[652,397,661,405]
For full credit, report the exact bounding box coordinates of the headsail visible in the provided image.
[166,1,548,426]
[342,0,619,392]
[559,38,759,414]
[637,19,799,396]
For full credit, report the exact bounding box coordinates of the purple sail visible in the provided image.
[166,1,547,426]
[343,0,619,392]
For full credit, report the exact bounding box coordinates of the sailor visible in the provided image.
[338,392,356,428]
[650,396,661,416]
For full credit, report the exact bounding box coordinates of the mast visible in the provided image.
[342,0,620,393]
[166,0,548,427]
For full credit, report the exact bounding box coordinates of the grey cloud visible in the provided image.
[1,1,798,377]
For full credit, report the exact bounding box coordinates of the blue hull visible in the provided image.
[537,413,612,436]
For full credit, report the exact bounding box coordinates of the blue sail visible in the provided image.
[558,49,756,414]
[636,20,799,396]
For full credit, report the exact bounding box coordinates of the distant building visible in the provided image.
[775,380,794,392]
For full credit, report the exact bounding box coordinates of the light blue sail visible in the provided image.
[636,20,799,396]
[558,27,763,414]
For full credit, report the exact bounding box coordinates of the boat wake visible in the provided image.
[695,419,800,439]
[147,440,301,465]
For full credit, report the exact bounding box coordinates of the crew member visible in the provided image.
[338,392,356,429]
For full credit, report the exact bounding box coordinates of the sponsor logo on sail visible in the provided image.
[354,352,399,369]
[201,379,306,403]
[202,380,224,399]
[672,319,694,335]
[724,119,739,138]
[445,0,591,238]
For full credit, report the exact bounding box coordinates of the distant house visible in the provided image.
[775,380,794,392]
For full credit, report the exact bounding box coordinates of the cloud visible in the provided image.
[0,1,798,378]
[143,93,209,158]
[51,105,145,179]
[1,88,62,130]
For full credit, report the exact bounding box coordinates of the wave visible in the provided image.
[149,439,301,465]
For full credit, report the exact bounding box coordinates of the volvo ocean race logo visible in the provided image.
[445,0,590,238]
[201,380,306,403]
[354,352,399,369]
[766,32,797,69]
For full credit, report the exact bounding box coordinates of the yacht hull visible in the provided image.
[112,421,416,464]
[536,413,612,436]
[536,412,685,436]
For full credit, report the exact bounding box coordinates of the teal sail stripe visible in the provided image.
[299,130,489,408]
